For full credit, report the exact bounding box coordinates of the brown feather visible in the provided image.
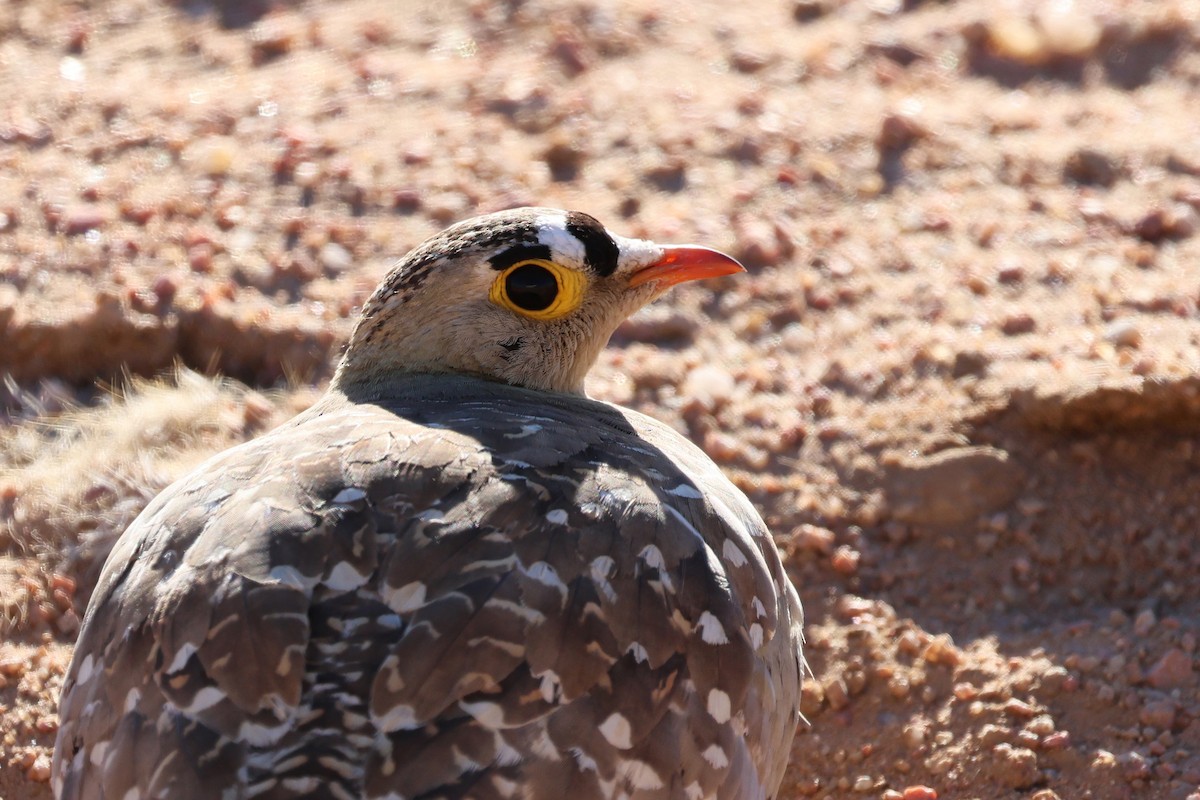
[56,369,802,800]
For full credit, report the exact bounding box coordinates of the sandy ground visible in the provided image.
[2,0,1200,798]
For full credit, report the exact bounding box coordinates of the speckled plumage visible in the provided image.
[55,209,804,800]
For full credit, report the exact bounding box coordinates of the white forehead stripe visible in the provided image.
[534,212,587,265]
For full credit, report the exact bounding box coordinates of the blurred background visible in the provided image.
[1,1,1199,798]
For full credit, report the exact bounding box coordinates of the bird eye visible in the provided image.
[505,264,559,311]
[489,259,586,320]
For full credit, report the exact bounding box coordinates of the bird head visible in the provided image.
[332,207,744,395]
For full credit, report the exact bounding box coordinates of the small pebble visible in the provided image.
[1004,698,1037,719]
[1145,648,1193,689]
[991,743,1039,789]
[250,18,298,64]
[543,139,586,182]
[794,524,836,555]
[1000,312,1036,335]
[0,656,26,677]
[550,29,588,75]
[62,205,107,235]
[793,0,830,22]
[1138,698,1176,731]
[615,306,700,344]
[986,16,1044,64]
[392,189,422,213]
[153,275,179,304]
[683,364,737,410]
[319,242,353,272]
[1026,714,1055,736]
[902,786,937,800]
[952,682,977,701]
[1031,790,1063,800]
[59,56,86,82]
[1041,731,1070,750]
[1132,608,1156,636]
[1036,5,1101,57]
[836,595,874,620]
[897,630,923,656]
[996,261,1025,284]
[1117,751,1151,781]
[1038,665,1073,695]
[642,159,686,192]
[799,682,825,719]
[1064,148,1119,187]
[977,725,1009,749]
[734,219,788,268]
[1133,205,1196,242]
[824,677,850,711]
[902,720,927,748]
[878,110,925,152]
[191,137,237,176]
[26,754,52,782]
[729,48,770,74]
[1104,321,1142,349]
[425,192,469,224]
[56,608,81,635]
[831,546,861,576]
[188,242,215,272]
[952,350,990,378]
[294,161,321,188]
[923,635,961,667]
[714,434,769,469]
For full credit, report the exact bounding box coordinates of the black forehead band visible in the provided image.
[566,211,620,277]
[488,243,553,271]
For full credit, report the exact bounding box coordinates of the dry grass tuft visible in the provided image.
[0,368,315,628]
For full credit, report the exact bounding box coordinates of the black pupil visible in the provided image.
[505,264,559,311]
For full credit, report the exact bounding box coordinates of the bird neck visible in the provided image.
[331,351,591,400]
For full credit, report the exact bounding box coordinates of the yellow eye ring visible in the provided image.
[489,259,586,321]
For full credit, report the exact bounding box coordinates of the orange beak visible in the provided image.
[627,245,746,289]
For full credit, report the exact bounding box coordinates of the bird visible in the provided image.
[54,208,804,800]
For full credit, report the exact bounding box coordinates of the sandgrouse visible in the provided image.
[55,208,804,800]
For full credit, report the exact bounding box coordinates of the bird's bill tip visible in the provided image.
[628,245,746,289]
